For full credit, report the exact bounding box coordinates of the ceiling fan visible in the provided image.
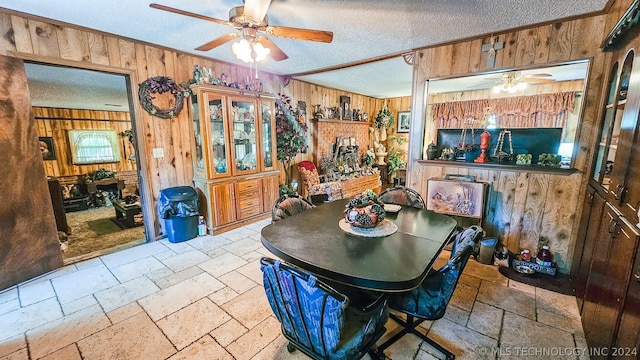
[466,71,556,92]
[150,1,333,62]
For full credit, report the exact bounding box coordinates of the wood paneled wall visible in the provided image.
[407,12,613,273]
[34,107,135,177]
[0,9,389,239]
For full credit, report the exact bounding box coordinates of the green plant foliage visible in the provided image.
[275,94,308,184]
[88,168,116,180]
[374,107,395,129]
[386,135,406,175]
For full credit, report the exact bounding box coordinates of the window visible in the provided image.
[68,130,121,165]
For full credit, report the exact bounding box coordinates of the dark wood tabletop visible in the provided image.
[260,199,457,291]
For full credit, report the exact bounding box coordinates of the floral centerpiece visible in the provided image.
[344,189,386,228]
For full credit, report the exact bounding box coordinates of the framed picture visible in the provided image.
[39,137,56,160]
[426,178,487,219]
[340,95,351,120]
[397,111,410,133]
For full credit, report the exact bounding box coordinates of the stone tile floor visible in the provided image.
[0,218,587,359]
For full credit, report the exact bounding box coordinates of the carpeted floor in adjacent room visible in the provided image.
[63,206,146,260]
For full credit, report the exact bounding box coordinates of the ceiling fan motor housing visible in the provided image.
[229,6,268,27]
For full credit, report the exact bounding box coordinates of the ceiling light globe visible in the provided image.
[252,42,270,62]
[232,39,254,63]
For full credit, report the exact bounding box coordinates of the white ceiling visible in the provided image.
[2,0,607,102]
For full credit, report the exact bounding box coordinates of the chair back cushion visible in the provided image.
[271,194,315,221]
[378,186,426,208]
[261,257,388,360]
[389,225,483,320]
[298,161,320,188]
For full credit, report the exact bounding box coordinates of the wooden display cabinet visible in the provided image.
[575,3,640,357]
[188,84,279,233]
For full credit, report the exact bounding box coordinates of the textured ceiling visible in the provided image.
[2,0,608,102]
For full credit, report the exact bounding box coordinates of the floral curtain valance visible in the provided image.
[432,91,576,129]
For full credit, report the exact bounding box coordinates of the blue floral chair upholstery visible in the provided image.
[260,257,389,360]
[375,225,483,360]
[271,194,316,222]
[378,186,426,208]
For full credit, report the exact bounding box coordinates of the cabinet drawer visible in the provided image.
[238,197,261,218]
[236,179,259,194]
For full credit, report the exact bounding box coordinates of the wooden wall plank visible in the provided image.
[56,26,90,61]
[27,20,60,57]
[0,14,17,54]
[87,33,110,65]
[548,22,575,62]
[505,172,529,252]
[500,31,519,69]
[515,28,538,66]
[534,24,551,65]
[10,16,33,54]
[493,171,518,241]
[519,173,549,255]
[451,42,471,75]
[105,36,121,67]
[538,172,581,272]
[431,45,453,78]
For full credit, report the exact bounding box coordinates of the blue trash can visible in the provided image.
[158,186,199,243]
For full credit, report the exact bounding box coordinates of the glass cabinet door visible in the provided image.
[230,98,258,174]
[190,93,206,176]
[206,93,231,178]
[260,100,276,171]
[593,51,633,190]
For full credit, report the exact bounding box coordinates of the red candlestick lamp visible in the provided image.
[474,129,491,163]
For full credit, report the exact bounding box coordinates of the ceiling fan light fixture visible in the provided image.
[252,41,270,62]
[232,38,254,63]
[493,72,528,93]
[232,36,271,63]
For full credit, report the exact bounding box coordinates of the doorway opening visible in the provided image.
[26,62,149,264]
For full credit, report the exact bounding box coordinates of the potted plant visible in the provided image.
[386,135,406,182]
[276,94,308,188]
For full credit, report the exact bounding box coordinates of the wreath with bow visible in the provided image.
[138,76,188,119]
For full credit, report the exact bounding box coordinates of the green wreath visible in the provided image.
[138,76,187,119]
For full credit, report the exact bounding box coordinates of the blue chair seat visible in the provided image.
[375,225,484,360]
[261,257,389,360]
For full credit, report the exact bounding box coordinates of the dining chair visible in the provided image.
[297,160,343,203]
[375,225,484,360]
[377,186,426,208]
[271,194,316,222]
[260,257,389,360]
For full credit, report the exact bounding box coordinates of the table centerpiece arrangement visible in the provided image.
[344,189,386,228]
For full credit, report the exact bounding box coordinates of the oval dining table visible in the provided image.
[260,199,458,292]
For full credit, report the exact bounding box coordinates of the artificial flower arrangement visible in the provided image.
[374,107,395,129]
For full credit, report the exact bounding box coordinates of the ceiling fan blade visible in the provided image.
[522,78,555,83]
[528,73,553,77]
[243,0,272,23]
[150,3,232,27]
[195,33,240,51]
[265,26,333,43]
[257,37,289,61]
